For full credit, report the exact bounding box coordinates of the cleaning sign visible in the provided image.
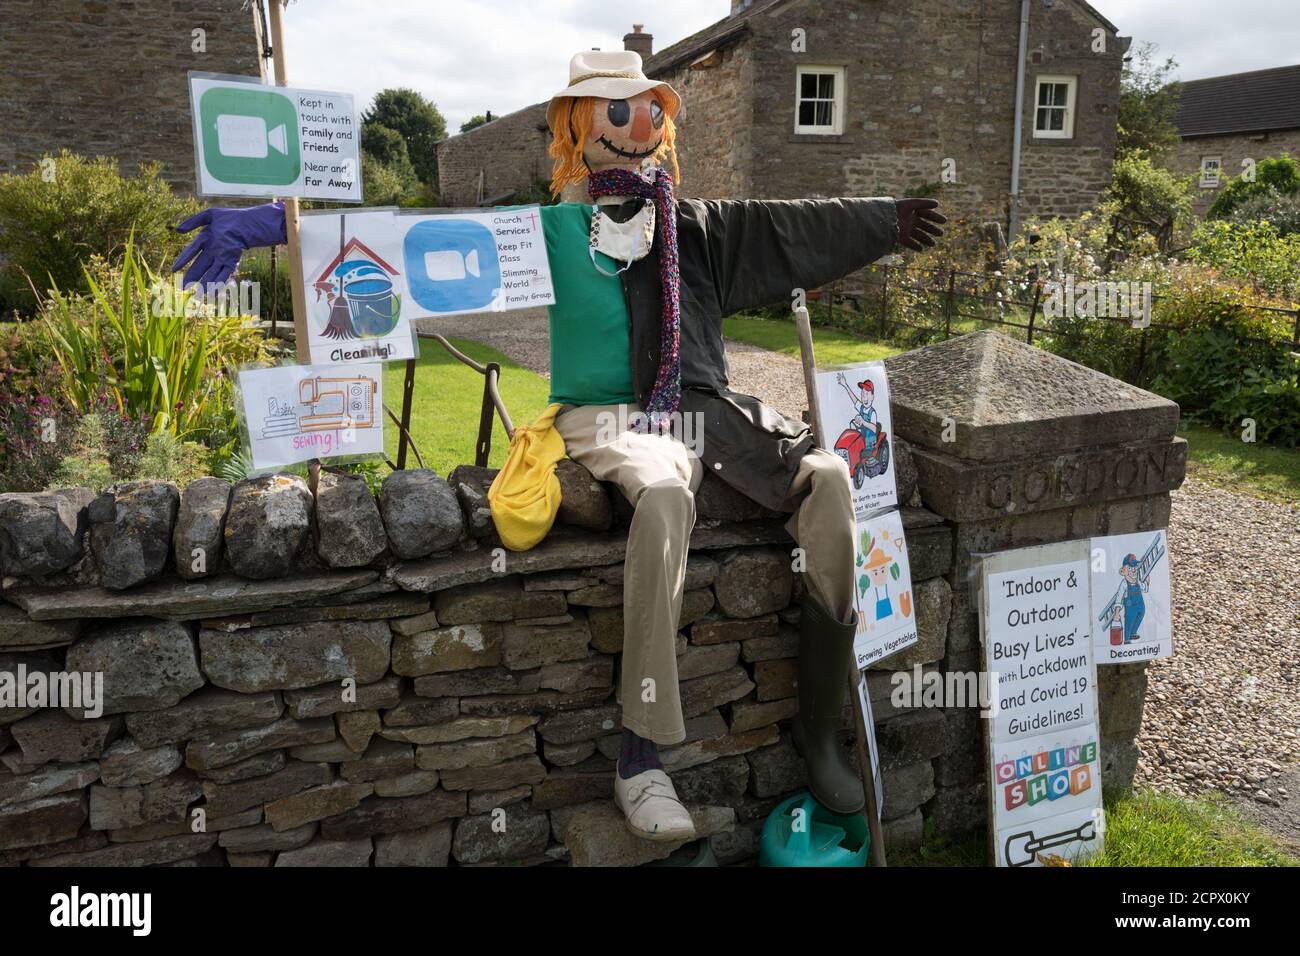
[189,73,362,202]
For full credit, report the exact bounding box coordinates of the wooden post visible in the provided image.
[793,305,888,869]
[943,269,957,341]
[879,265,889,340]
[267,0,310,365]
[1026,280,1043,345]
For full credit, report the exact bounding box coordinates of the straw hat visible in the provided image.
[863,548,894,571]
[546,50,681,131]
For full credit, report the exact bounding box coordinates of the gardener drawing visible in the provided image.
[1119,553,1147,643]
[863,546,895,622]
[171,49,944,843]
[837,371,881,451]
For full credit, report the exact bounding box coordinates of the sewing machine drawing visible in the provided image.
[297,375,377,431]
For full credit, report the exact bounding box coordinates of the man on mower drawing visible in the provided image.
[171,50,945,843]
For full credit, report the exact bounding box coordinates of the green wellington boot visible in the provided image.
[790,598,866,815]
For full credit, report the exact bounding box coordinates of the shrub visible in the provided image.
[1152,324,1300,446]
[0,152,198,312]
[1100,152,1193,257]
[41,238,276,440]
[1225,190,1300,237]
[1207,155,1300,220]
[1188,219,1300,302]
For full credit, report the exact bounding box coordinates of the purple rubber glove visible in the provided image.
[170,201,288,288]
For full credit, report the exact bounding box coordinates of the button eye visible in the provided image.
[606,99,630,127]
[650,100,665,129]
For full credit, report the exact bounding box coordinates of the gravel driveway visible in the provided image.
[429,311,1300,832]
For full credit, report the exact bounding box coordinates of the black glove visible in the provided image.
[895,198,946,252]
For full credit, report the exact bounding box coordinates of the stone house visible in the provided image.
[1167,64,1300,217]
[437,0,1130,230]
[0,0,264,191]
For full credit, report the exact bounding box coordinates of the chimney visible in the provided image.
[730,0,753,14]
[623,24,654,59]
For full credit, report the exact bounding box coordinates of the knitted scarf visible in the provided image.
[587,166,681,430]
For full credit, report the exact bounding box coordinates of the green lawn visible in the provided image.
[724,313,1300,504]
[724,315,900,365]
[890,789,1297,867]
[1086,790,1298,867]
[1179,423,1300,505]
[382,336,551,476]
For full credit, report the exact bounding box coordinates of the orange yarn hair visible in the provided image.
[547,91,680,197]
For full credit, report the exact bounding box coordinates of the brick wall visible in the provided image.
[437,104,551,208]
[1167,129,1300,217]
[0,0,264,191]
[744,0,1124,222]
[656,42,756,198]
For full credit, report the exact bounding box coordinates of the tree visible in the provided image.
[361,123,412,168]
[460,114,491,134]
[1102,151,1193,260]
[1116,42,1182,160]
[361,89,446,187]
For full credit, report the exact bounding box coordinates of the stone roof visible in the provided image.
[1176,64,1300,138]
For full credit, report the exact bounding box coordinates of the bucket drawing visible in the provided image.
[343,270,398,337]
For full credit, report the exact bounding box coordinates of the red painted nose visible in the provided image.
[630,106,653,143]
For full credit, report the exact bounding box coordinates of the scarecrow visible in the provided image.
[172,49,944,843]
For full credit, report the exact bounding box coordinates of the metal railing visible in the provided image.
[820,263,1300,384]
[386,331,514,473]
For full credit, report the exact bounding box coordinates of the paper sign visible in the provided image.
[980,540,1104,866]
[189,73,362,201]
[852,509,917,668]
[239,364,384,470]
[395,208,555,317]
[996,803,1104,868]
[1090,530,1173,664]
[299,210,414,364]
[814,363,899,516]
[856,675,885,819]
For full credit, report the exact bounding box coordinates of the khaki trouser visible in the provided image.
[556,403,856,746]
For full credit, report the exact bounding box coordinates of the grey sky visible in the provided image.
[280,0,1300,131]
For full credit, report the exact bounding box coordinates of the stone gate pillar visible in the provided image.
[884,331,1187,835]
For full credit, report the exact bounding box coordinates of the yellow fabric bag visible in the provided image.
[488,403,567,551]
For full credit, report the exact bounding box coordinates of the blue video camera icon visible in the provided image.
[403,219,501,314]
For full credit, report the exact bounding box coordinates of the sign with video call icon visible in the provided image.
[189,72,362,202]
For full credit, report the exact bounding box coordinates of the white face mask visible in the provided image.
[589,199,655,276]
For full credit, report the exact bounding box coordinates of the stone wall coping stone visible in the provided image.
[885,331,1181,463]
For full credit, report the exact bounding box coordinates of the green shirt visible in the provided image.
[541,203,637,407]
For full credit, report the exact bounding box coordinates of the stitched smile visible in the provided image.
[597,135,662,160]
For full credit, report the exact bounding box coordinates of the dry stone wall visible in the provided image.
[1,451,954,867]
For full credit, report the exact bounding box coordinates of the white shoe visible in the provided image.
[614,767,697,843]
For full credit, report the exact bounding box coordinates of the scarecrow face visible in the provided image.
[584,92,667,171]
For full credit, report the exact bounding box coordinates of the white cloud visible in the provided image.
[1094,0,1299,80]
[278,0,1300,133]
[282,0,723,132]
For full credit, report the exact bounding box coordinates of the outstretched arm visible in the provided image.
[680,196,944,316]
[170,201,288,288]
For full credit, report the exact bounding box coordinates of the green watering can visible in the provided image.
[759,791,870,867]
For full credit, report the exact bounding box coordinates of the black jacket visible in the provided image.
[619,197,898,510]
